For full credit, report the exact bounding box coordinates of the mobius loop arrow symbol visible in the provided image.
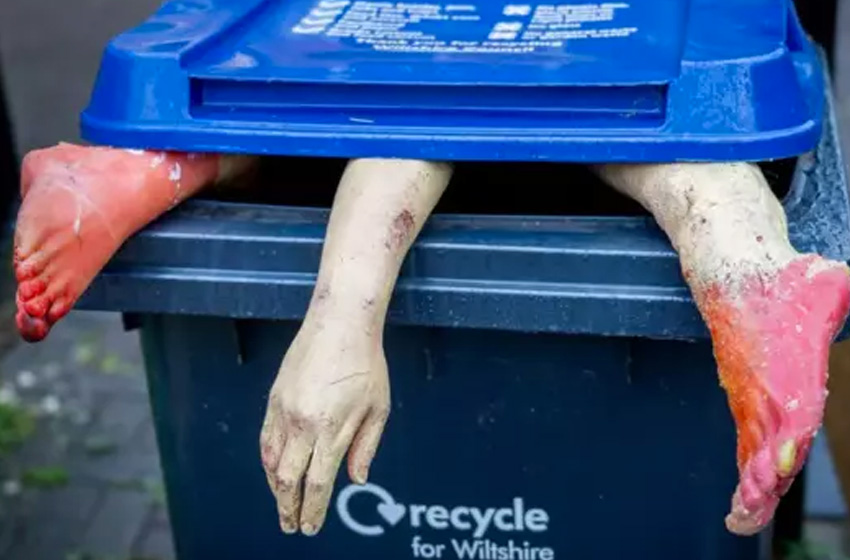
[336,483,407,537]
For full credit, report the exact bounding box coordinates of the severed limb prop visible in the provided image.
[13,143,256,342]
[596,162,850,535]
[259,158,453,536]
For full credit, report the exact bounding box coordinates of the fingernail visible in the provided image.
[777,439,796,477]
[301,522,318,536]
[280,517,298,534]
[354,467,368,485]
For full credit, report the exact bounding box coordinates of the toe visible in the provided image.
[737,477,764,514]
[17,277,47,301]
[22,294,51,319]
[725,485,779,537]
[725,510,764,537]
[16,309,50,343]
[47,297,72,323]
[14,256,45,283]
[748,447,777,495]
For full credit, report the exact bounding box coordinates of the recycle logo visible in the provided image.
[335,483,551,539]
[336,483,406,536]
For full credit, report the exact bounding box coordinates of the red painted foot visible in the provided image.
[14,143,224,342]
[697,255,850,535]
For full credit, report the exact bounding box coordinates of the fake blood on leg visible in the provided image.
[696,256,850,535]
[12,143,252,342]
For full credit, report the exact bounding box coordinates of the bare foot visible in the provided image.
[595,162,850,535]
[699,255,850,534]
[14,143,254,342]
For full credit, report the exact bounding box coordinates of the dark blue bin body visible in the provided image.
[138,316,752,560]
[75,78,850,559]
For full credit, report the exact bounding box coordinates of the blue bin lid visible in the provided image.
[81,0,824,163]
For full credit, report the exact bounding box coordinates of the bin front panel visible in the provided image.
[141,315,760,560]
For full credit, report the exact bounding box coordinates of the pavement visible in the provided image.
[0,0,849,559]
[0,1,174,558]
[0,312,173,560]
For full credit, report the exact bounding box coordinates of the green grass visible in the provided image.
[72,343,98,366]
[784,539,850,560]
[0,402,35,455]
[22,466,70,489]
[83,435,118,457]
[108,477,166,506]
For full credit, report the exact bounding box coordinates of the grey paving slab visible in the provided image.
[133,516,177,560]
[4,484,103,560]
[0,311,171,559]
[7,517,88,560]
[28,485,103,525]
[82,489,155,559]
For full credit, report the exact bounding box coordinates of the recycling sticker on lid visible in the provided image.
[289,1,639,54]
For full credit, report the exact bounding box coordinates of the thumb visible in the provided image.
[347,406,390,484]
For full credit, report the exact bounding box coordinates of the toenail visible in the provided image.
[777,440,796,477]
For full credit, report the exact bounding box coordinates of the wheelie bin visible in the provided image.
[0,60,19,299]
[75,1,850,559]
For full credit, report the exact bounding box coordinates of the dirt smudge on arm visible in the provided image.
[385,209,415,251]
